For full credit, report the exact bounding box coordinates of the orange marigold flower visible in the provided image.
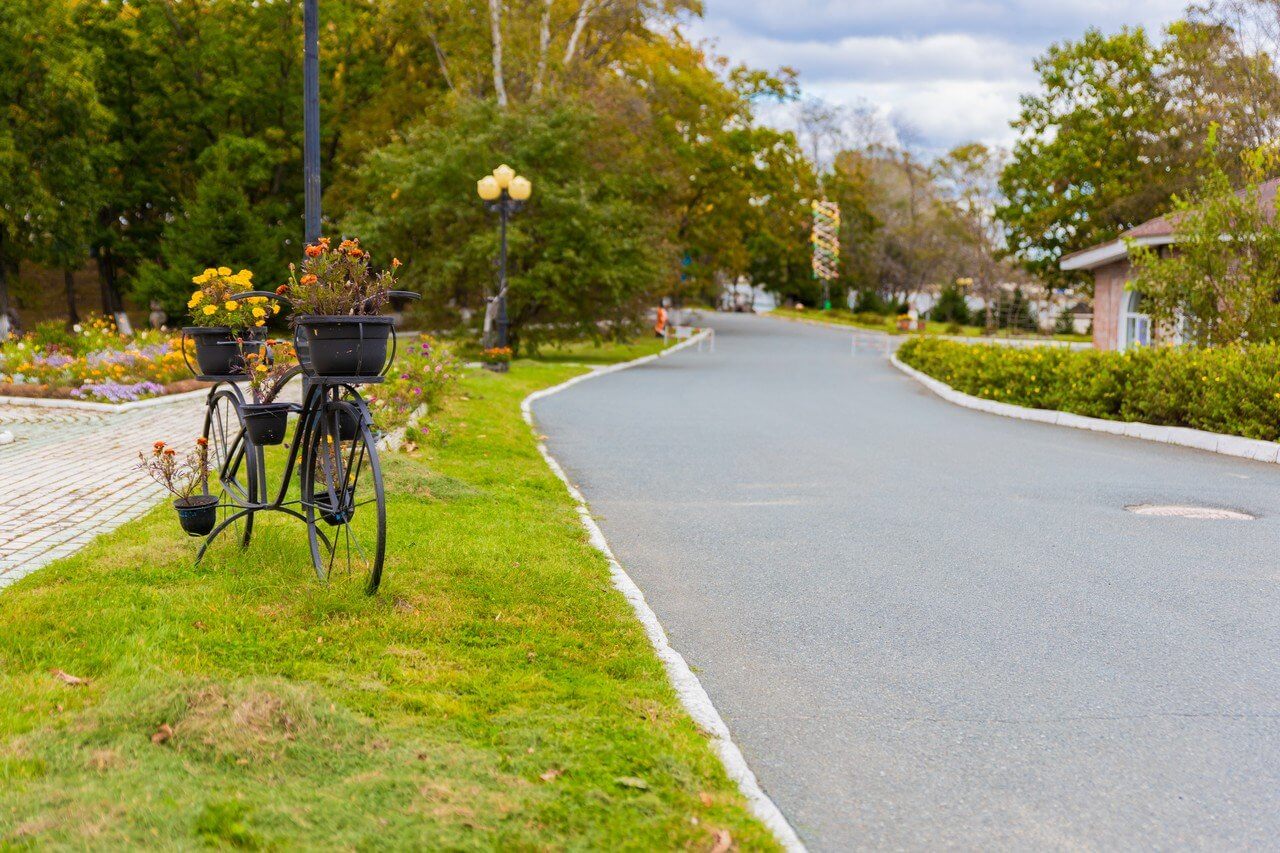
[164,448,176,456]
[305,244,323,258]
[275,284,289,295]
[300,274,318,286]
[391,258,402,268]
[153,440,165,449]
[196,437,208,447]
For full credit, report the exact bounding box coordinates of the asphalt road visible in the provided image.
[532,313,1280,850]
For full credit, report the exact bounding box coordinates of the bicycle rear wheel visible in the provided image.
[301,391,386,593]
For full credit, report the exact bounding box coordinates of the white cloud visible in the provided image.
[688,0,1188,152]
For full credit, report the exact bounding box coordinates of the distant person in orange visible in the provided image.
[654,304,669,338]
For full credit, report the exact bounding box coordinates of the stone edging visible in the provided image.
[522,332,807,852]
[889,352,1280,464]
[0,385,210,414]
[376,403,429,453]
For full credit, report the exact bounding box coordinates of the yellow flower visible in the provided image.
[224,300,239,311]
[255,319,265,327]
[238,269,253,280]
[217,266,232,276]
[248,296,266,304]
[202,305,217,316]
[272,304,280,315]
[190,290,204,304]
[252,307,266,318]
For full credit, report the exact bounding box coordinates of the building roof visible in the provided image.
[1060,177,1280,272]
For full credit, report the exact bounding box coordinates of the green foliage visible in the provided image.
[899,337,1280,440]
[347,99,663,350]
[1129,144,1280,346]
[999,28,1172,282]
[929,283,971,324]
[998,19,1278,282]
[132,137,285,315]
[0,0,109,324]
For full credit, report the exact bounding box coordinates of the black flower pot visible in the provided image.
[297,316,393,377]
[174,495,219,537]
[184,327,266,377]
[241,402,291,446]
[310,490,353,526]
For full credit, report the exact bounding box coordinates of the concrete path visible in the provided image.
[532,313,1280,850]
[0,400,206,589]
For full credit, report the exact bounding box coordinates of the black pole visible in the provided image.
[303,0,321,243]
[497,195,509,349]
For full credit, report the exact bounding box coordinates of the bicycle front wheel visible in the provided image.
[301,393,386,593]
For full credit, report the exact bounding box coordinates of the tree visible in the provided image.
[346,99,664,351]
[999,28,1174,285]
[936,143,1015,330]
[132,137,285,316]
[1129,141,1280,346]
[0,0,108,336]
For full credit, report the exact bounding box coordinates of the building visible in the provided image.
[1060,178,1280,350]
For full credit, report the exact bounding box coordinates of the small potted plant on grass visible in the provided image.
[183,268,280,376]
[238,339,297,445]
[286,237,401,377]
[139,439,217,536]
[481,346,512,372]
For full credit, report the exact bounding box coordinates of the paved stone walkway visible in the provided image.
[0,399,207,589]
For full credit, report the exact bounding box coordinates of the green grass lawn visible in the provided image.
[769,306,1090,343]
[0,354,777,849]
[529,336,671,365]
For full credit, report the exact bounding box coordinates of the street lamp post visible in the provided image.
[476,165,532,360]
[303,0,322,243]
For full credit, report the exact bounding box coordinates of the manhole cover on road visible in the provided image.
[1126,504,1257,520]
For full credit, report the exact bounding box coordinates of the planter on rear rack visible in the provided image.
[296,316,393,377]
[241,402,291,446]
[184,326,266,376]
[174,495,219,536]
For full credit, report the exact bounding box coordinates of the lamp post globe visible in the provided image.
[509,176,532,201]
[477,176,501,201]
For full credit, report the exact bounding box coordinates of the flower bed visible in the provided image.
[898,337,1280,441]
[365,335,458,430]
[0,315,195,403]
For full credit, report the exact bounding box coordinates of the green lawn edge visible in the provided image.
[769,306,1090,343]
[0,351,781,850]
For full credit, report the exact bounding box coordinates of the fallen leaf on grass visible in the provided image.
[710,829,733,853]
[699,791,713,807]
[192,620,207,631]
[151,723,173,745]
[50,669,88,686]
[615,776,649,790]
[539,768,563,782]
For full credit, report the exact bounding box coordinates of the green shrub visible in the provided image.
[897,337,1280,440]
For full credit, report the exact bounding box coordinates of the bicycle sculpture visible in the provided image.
[177,241,417,594]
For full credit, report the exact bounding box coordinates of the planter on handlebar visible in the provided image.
[183,326,267,377]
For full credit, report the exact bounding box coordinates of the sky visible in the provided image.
[683,0,1189,154]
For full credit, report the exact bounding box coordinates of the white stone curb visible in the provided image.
[522,332,806,852]
[890,352,1280,464]
[376,403,429,453]
[0,385,210,413]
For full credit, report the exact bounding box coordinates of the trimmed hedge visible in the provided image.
[897,337,1280,441]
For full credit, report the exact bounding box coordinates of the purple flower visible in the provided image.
[72,381,166,403]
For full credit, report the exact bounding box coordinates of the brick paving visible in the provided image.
[0,398,208,589]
